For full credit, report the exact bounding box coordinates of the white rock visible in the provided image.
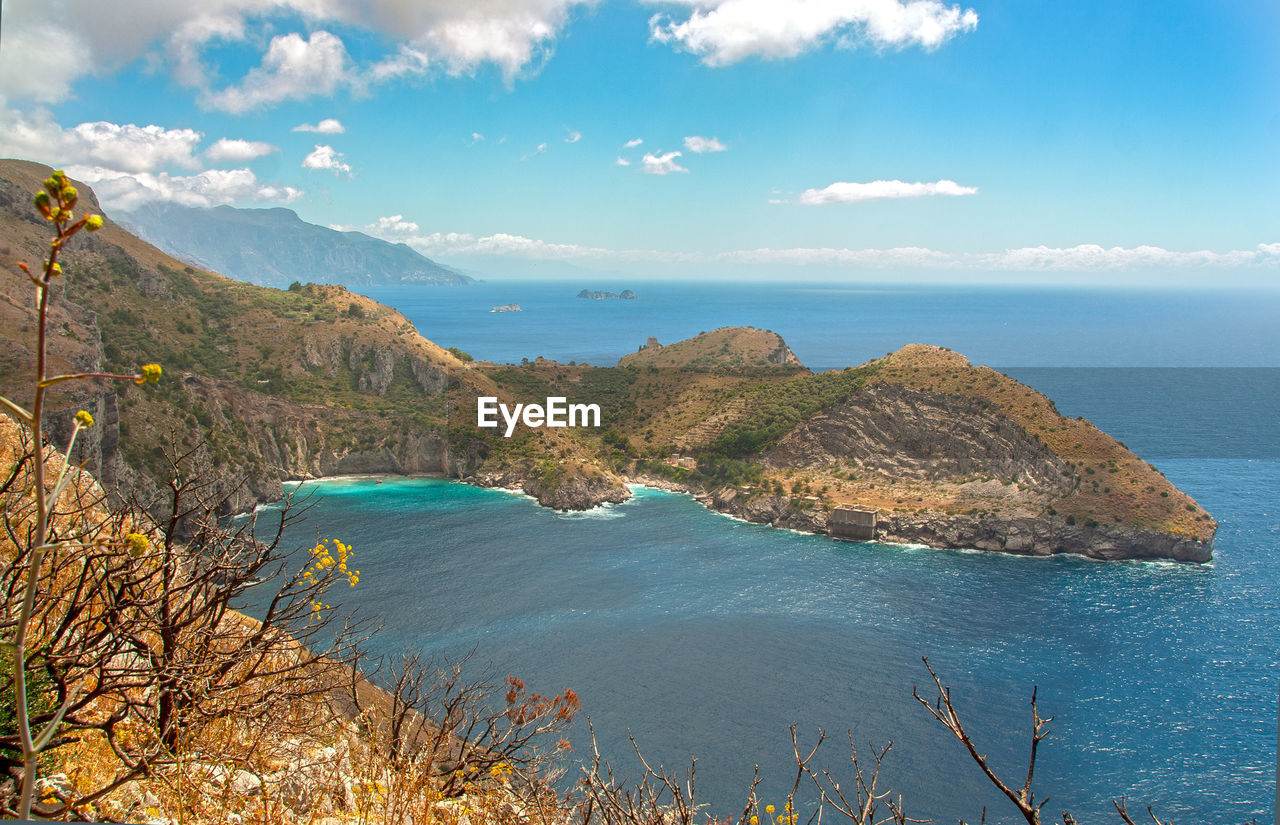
[231,769,262,797]
[36,773,75,797]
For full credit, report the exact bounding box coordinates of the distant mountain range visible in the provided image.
[117,203,473,288]
[0,159,1216,562]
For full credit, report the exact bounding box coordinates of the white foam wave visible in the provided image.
[556,505,626,521]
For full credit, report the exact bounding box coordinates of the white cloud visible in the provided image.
[974,244,1274,271]
[367,44,432,82]
[382,1,593,82]
[293,118,346,134]
[206,137,278,162]
[522,142,549,160]
[337,214,1280,273]
[469,132,486,144]
[167,14,247,88]
[0,109,203,173]
[411,231,616,259]
[683,135,727,153]
[642,150,689,175]
[0,106,303,212]
[338,217,688,262]
[720,245,957,268]
[342,214,423,239]
[649,0,978,66]
[203,31,351,113]
[302,144,353,176]
[0,12,99,102]
[0,1,598,106]
[719,243,1280,271]
[624,138,644,148]
[565,129,582,143]
[798,179,978,204]
[615,157,632,166]
[67,165,303,212]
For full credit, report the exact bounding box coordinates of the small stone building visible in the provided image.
[830,506,878,541]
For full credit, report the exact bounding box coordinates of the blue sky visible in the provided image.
[1,0,1277,282]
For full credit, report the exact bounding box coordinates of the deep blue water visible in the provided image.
[254,282,1279,823]
[362,281,1280,370]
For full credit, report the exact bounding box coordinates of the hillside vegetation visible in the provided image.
[473,337,1215,558]
[0,161,1195,825]
[619,326,802,372]
[0,159,1213,561]
[0,159,498,514]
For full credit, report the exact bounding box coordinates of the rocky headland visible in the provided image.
[0,159,1214,562]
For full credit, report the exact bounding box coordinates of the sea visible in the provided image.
[253,281,1280,823]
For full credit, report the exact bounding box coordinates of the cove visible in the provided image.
[252,458,1279,823]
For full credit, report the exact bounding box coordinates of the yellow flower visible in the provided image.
[124,533,149,556]
[75,410,94,428]
[85,214,104,232]
[766,806,775,814]
[136,363,162,384]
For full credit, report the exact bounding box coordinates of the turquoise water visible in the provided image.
[250,282,1280,821]
[256,460,1277,823]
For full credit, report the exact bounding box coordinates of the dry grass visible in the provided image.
[618,327,802,372]
[865,344,1215,538]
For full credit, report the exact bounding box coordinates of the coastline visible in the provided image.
[271,469,1214,564]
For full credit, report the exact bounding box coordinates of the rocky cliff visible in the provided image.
[0,160,478,516]
[0,160,1214,562]
[697,486,1211,562]
[486,337,1215,561]
[609,345,1216,562]
[764,383,1076,495]
[473,460,631,510]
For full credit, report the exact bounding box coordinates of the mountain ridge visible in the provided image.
[116,201,472,289]
[0,159,1213,562]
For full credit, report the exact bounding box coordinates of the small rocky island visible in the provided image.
[577,289,637,300]
[0,161,1212,564]
[490,303,522,312]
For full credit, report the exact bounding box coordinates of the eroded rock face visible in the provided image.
[766,384,1076,496]
[524,469,631,511]
[878,511,1212,562]
[471,462,631,511]
[693,487,1212,563]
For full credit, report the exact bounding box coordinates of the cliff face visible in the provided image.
[697,487,1211,562]
[0,160,476,517]
[25,346,459,517]
[764,384,1076,495]
[472,461,630,510]
[0,160,1215,562]
[500,339,1214,561]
